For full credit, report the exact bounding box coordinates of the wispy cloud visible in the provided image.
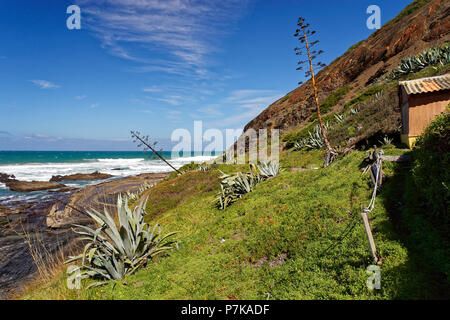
[142,86,162,93]
[75,95,87,100]
[90,103,100,108]
[29,80,60,89]
[211,89,282,128]
[165,109,183,122]
[138,109,153,114]
[157,95,184,106]
[0,130,12,137]
[196,105,224,118]
[75,0,251,77]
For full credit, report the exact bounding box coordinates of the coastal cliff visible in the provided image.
[241,0,449,137]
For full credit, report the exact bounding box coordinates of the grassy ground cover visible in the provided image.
[22,147,448,299]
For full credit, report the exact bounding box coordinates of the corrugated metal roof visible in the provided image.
[399,74,450,95]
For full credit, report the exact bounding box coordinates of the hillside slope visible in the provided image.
[243,0,449,136]
[22,148,449,299]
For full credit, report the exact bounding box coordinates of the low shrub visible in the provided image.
[411,112,449,229]
[309,86,350,121]
[343,83,393,110]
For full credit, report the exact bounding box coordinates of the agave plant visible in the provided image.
[66,195,178,287]
[257,161,280,178]
[294,138,309,151]
[388,44,450,79]
[215,171,262,209]
[334,113,345,123]
[293,122,332,151]
[305,124,327,149]
[379,136,393,147]
[197,164,212,172]
[124,182,153,203]
[350,107,359,115]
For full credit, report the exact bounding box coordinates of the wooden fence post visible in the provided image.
[361,209,378,264]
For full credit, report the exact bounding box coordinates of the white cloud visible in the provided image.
[165,109,183,122]
[90,103,100,108]
[157,95,184,106]
[75,0,251,77]
[142,86,162,93]
[29,80,60,89]
[226,90,279,102]
[211,89,282,128]
[75,95,87,100]
[196,105,224,118]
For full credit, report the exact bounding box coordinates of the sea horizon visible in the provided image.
[0,150,220,203]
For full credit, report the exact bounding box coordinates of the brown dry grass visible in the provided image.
[8,225,82,300]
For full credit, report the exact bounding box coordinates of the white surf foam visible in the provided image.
[0,155,218,183]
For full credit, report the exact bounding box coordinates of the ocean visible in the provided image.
[0,151,218,204]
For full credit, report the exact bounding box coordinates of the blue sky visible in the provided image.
[0,0,412,150]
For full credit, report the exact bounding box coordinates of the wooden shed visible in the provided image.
[399,74,450,148]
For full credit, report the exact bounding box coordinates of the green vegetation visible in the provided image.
[66,196,178,288]
[387,0,432,25]
[216,171,263,210]
[399,62,450,81]
[17,0,450,300]
[294,122,332,151]
[388,44,450,79]
[283,113,337,149]
[142,170,221,219]
[257,161,280,178]
[329,87,400,148]
[309,86,350,121]
[343,40,364,55]
[411,113,449,229]
[343,83,394,111]
[216,162,280,210]
[280,94,290,103]
[280,149,324,170]
[283,122,318,149]
[23,144,450,299]
[381,134,449,290]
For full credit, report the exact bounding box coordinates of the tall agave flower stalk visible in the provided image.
[66,195,178,288]
[294,17,337,167]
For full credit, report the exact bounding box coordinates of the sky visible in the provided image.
[0,0,413,151]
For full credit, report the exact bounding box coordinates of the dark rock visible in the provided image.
[5,181,65,192]
[0,173,16,183]
[49,171,113,182]
[48,187,79,193]
[47,172,170,228]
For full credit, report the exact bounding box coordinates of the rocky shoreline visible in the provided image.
[0,171,116,193]
[49,171,113,182]
[0,171,169,299]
